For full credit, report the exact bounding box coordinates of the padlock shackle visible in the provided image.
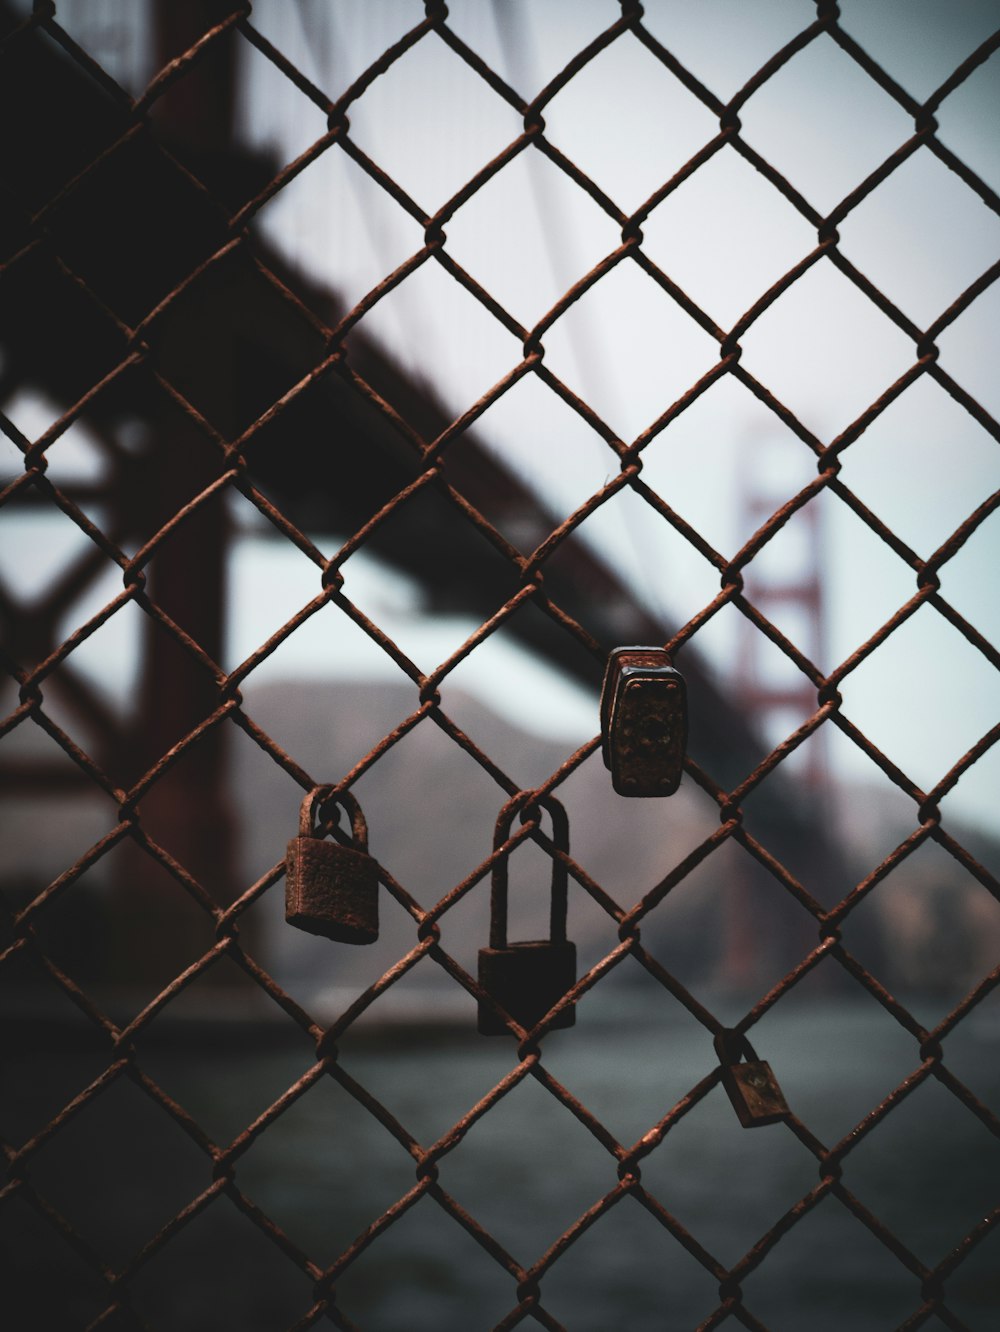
[299,786,368,851]
[489,792,569,950]
[713,1028,759,1067]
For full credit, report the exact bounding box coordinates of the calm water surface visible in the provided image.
[3,995,998,1331]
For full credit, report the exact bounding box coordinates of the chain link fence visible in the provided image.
[1,1,999,1328]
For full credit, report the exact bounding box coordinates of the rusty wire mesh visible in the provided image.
[1,0,999,1328]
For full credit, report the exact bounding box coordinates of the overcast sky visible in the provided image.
[3,0,999,830]
[237,0,1000,829]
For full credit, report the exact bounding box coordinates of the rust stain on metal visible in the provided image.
[478,794,577,1035]
[601,646,687,796]
[285,787,379,944]
[1,0,998,1327]
[715,1031,791,1129]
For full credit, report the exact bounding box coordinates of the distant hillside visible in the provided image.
[228,678,1000,1012]
[236,678,726,1008]
[6,680,994,1023]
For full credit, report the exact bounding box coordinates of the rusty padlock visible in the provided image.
[285,787,379,944]
[600,646,687,797]
[478,794,577,1036]
[714,1030,790,1128]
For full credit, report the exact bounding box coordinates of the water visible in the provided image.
[3,995,998,1331]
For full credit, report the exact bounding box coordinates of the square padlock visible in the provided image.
[719,1058,789,1128]
[285,836,378,943]
[285,789,378,944]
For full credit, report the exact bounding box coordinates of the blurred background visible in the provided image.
[1,1,998,1329]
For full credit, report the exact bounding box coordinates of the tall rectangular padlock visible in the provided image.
[286,788,379,944]
[478,794,577,1036]
[600,646,687,797]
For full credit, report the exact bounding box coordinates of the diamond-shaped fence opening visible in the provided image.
[2,2,998,1330]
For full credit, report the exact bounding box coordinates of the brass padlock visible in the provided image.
[478,794,577,1036]
[285,787,379,944]
[714,1030,790,1128]
[600,646,687,797]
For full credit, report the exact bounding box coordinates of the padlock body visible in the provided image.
[720,1059,789,1127]
[600,648,686,797]
[285,836,378,944]
[477,940,576,1035]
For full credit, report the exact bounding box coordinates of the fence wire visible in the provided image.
[1,1,999,1329]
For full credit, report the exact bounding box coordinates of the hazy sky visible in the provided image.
[237,0,1000,827]
[3,0,998,828]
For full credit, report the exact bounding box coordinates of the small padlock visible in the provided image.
[285,787,379,944]
[714,1030,790,1128]
[478,794,577,1036]
[600,646,687,797]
